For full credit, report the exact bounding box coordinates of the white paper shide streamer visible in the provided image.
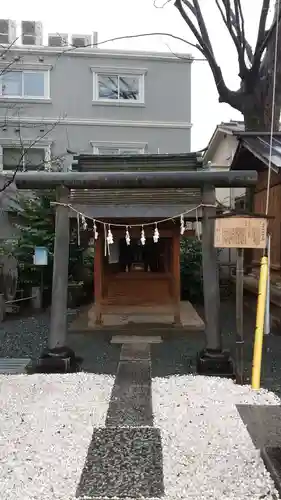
[52,200,217,246]
[125,226,131,245]
[140,226,146,245]
[180,214,185,235]
[106,225,114,245]
[93,220,98,240]
[153,223,160,243]
[81,215,87,230]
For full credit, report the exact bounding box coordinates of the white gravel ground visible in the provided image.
[1,372,281,500]
[153,375,281,500]
[0,373,114,500]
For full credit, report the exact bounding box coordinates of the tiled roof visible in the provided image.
[231,133,281,171]
[218,121,245,133]
[72,152,202,172]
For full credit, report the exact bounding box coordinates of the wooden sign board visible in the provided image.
[214,216,267,249]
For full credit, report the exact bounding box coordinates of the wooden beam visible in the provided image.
[4,170,258,189]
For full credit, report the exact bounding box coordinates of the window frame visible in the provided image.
[92,67,146,105]
[0,144,52,173]
[94,146,145,155]
[91,141,147,157]
[0,69,50,100]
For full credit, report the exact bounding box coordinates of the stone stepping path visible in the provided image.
[76,342,165,498]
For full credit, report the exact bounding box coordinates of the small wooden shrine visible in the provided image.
[70,153,202,327]
[2,165,257,374]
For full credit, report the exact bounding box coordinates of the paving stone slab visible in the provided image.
[106,385,153,427]
[120,343,151,361]
[76,427,164,498]
[261,447,281,497]
[237,405,281,448]
[117,360,151,386]
[111,335,162,344]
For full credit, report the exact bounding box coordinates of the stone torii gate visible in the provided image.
[4,169,257,375]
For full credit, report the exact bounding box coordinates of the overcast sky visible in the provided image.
[1,0,276,151]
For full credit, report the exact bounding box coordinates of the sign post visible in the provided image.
[235,248,244,384]
[214,215,268,385]
[265,235,271,335]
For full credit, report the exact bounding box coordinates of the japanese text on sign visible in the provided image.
[214,216,267,249]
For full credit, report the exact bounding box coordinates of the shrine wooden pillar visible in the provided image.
[172,230,181,325]
[94,234,103,325]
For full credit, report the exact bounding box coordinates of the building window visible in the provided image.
[95,146,144,155]
[0,70,49,99]
[1,147,48,172]
[94,73,144,103]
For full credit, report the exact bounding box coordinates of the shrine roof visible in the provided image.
[70,152,203,217]
[72,152,202,172]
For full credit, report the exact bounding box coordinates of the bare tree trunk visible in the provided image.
[243,107,271,131]
[243,0,281,132]
[173,0,281,133]
[242,95,281,132]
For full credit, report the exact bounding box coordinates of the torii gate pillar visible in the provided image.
[197,184,234,377]
[37,187,77,372]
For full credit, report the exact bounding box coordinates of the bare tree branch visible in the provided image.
[0,36,21,58]
[213,0,248,78]
[0,119,62,193]
[153,0,172,7]
[233,0,242,43]
[181,0,196,16]
[230,0,247,53]
[221,2,253,63]
[0,28,207,196]
[251,0,271,75]
[235,0,246,46]
[174,0,242,109]
[163,41,206,61]
[253,1,281,69]
[0,58,23,77]
[192,0,215,55]
[242,38,253,65]
[174,0,206,53]
[68,31,200,53]
[216,0,245,74]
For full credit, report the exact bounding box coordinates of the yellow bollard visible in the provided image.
[251,255,268,390]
